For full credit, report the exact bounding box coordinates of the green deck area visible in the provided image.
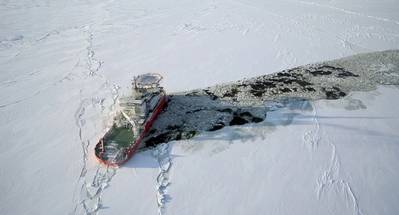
[104,125,136,148]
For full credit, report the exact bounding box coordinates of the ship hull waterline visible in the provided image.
[94,95,168,167]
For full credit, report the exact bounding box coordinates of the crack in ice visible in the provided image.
[153,143,172,215]
[315,136,364,215]
[72,90,118,215]
[303,102,320,151]
[85,29,103,77]
[298,1,399,26]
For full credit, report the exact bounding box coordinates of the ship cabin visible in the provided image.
[118,73,164,136]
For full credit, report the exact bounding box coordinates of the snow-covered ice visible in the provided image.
[165,86,399,215]
[1,0,399,214]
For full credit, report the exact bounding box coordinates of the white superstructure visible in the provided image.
[118,73,165,136]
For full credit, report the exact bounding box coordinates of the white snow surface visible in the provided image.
[1,0,399,214]
[165,86,399,215]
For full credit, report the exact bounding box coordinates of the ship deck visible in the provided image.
[104,126,136,148]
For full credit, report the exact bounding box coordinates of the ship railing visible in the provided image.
[119,97,146,105]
